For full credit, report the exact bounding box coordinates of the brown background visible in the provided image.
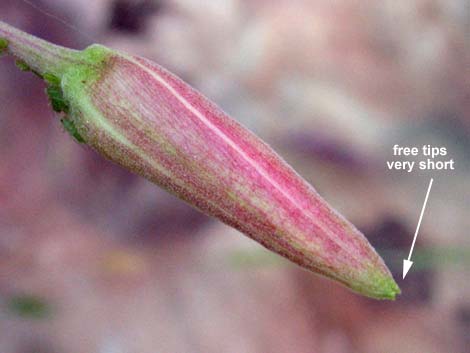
[0,1,469,352]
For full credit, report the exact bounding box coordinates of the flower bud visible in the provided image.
[0,21,399,299]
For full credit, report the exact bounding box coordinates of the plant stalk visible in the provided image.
[0,20,79,77]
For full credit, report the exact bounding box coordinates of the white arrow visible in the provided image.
[403,178,434,279]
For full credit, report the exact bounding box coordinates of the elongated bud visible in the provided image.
[0,21,399,299]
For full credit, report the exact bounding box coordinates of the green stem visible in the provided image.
[0,20,80,77]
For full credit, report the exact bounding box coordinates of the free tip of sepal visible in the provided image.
[353,267,401,300]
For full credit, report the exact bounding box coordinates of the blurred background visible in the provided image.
[0,0,469,352]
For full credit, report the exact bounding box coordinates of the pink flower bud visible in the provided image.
[0,21,399,299]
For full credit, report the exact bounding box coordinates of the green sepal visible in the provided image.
[43,72,61,85]
[44,73,70,113]
[61,118,85,143]
[47,85,69,113]
[15,59,30,71]
[0,38,8,56]
[15,59,43,78]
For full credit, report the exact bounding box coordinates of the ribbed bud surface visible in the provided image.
[60,46,399,299]
[0,20,400,299]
